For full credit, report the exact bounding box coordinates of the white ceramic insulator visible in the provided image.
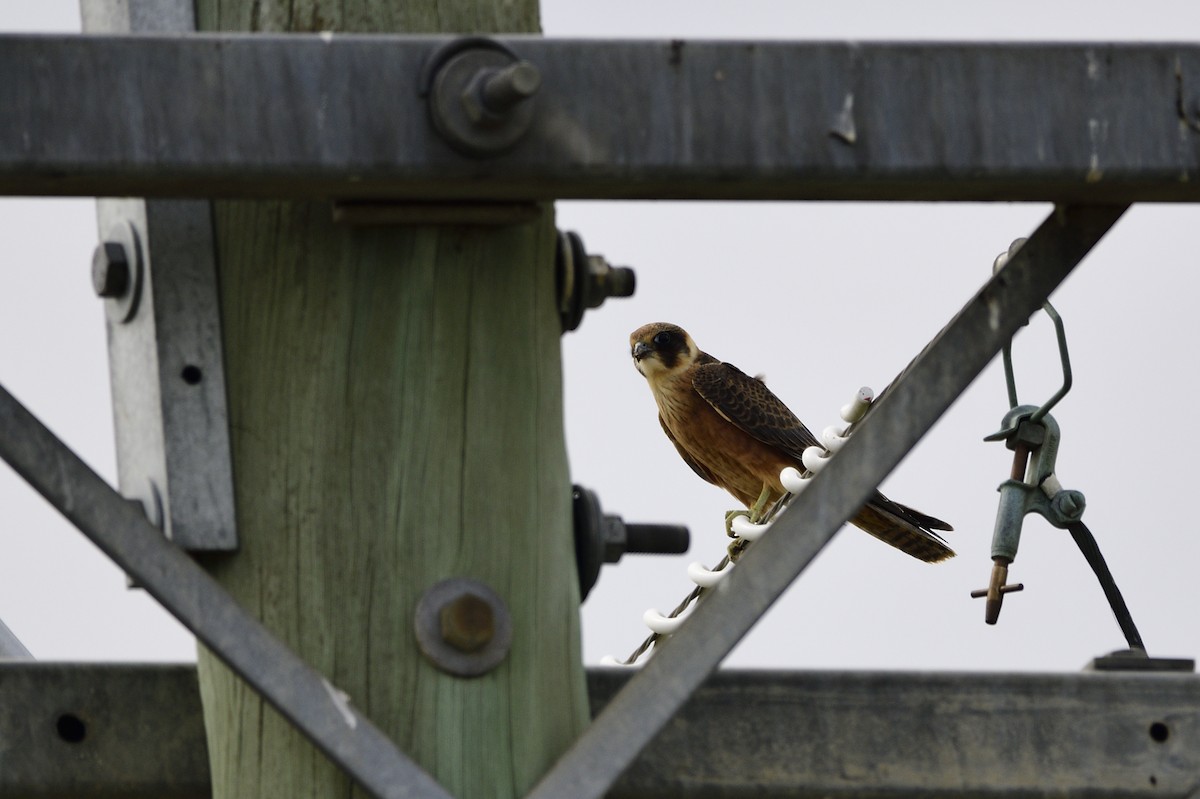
[840,387,874,423]
[600,655,637,667]
[802,446,830,473]
[780,466,808,494]
[688,560,731,588]
[643,609,686,635]
[730,515,770,540]
[821,425,848,452]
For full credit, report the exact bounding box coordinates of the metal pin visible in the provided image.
[479,61,541,114]
[971,557,1024,624]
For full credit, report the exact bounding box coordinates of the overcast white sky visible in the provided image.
[2,2,1199,674]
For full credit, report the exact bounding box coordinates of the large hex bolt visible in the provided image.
[91,242,130,298]
[91,221,145,324]
[415,578,512,677]
[573,485,690,600]
[422,38,542,156]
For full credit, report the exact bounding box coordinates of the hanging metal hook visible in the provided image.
[989,237,1074,438]
[974,239,1161,661]
[977,237,1083,623]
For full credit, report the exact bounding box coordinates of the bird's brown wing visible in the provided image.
[693,357,954,562]
[690,359,821,461]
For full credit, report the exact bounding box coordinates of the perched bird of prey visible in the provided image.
[630,322,954,563]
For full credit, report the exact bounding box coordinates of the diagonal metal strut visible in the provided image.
[0,388,452,799]
[528,204,1129,799]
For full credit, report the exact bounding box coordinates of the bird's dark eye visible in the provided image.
[652,331,673,347]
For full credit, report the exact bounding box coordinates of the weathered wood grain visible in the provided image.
[193,3,588,797]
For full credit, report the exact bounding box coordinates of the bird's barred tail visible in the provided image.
[850,499,955,563]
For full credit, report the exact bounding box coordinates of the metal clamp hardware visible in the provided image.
[91,201,237,553]
[421,38,541,156]
[975,238,1083,623]
[976,240,1156,662]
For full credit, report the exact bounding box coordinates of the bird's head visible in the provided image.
[630,323,699,379]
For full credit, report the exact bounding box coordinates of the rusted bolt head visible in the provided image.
[415,578,512,677]
[92,241,130,298]
[439,592,495,652]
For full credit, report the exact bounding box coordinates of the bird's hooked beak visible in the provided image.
[632,341,653,362]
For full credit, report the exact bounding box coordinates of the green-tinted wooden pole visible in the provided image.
[192,4,589,797]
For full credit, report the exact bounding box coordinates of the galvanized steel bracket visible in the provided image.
[84,1,238,554]
[93,200,237,552]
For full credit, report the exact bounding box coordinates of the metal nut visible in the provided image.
[425,41,541,156]
[439,592,494,652]
[1052,489,1086,523]
[415,578,511,677]
[95,221,145,324]
[92,241,130,298]
[557,230,637,332]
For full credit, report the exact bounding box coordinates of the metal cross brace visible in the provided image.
[528,203,1128,799]
[0,203,1128,798]
[0,385,453,799]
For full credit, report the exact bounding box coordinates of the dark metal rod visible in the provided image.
[0,385,451,799]
[529,204,1128,799]
[2,36,1200,201]
[1068,521,1146,651]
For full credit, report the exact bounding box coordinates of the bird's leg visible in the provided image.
[748,483,773,523]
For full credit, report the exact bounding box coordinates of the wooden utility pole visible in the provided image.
[192,2,588,797]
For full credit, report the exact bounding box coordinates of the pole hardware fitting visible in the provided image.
[91,221,145,323]
[573,485,690,601]
[980,233,1145,651]
[976,405,1081,623]
[974,236,1088,624]
[420,37,542,157]
[556,230,636,332]
[414,578,512,678]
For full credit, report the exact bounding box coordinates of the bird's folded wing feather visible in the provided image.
[694,359,953,537]
[690,360,822,460]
